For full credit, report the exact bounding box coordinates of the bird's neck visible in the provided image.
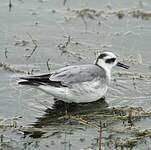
[102,65,111,85]
[95,60,112,84]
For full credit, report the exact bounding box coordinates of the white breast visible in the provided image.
[38,78,109,103]
[66,79,108,103]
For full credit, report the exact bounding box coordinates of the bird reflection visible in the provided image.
[33,98,109,128]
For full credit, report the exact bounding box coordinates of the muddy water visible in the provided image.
[0,0,151,149]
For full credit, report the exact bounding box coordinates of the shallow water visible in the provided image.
[0,0,151,149]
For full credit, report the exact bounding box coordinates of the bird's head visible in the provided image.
[95,51,129,71]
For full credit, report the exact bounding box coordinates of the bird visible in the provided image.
[18,51,129,103]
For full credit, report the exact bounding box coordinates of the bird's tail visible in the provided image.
[18,74,51,86]
[18,80,40,86]
[18,74,65,87]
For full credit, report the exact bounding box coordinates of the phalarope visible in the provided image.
[18,52,129,103]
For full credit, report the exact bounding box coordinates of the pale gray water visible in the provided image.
[0,0,151,149]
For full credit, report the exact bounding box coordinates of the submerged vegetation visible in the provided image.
[0,105,151,149]
[68,8,151,20]
[0,63,27,74]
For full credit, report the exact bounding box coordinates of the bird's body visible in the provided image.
[18,52,129,103]
[39,65,109,103]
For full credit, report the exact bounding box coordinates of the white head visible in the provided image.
[95,51,129,71]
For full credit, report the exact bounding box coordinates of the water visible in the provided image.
[0,0,151,149]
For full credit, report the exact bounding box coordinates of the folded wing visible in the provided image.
[49,64,106,86]
[18,65,106,87]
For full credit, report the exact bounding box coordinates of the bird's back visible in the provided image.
[49,64,108,87]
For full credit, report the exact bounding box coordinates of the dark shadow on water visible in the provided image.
[33,98,109,128]
[24,98,110,138]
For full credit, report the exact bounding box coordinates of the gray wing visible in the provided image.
[49,64,107,86]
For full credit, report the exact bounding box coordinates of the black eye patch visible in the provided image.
[98,53,108,59]
[105,58,116,63]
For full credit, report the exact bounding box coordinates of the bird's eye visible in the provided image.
[105,58,116,63]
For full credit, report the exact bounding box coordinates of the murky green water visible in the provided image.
[0,0,151,149]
